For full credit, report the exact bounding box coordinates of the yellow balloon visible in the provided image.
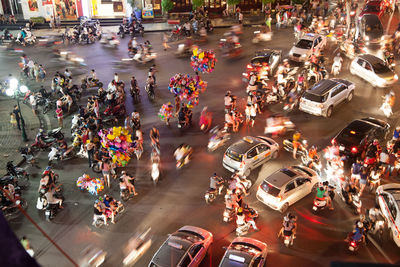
[107,134,115,140]
[126,136,132,143]
[193,47,198,56]
[199,52,204,59]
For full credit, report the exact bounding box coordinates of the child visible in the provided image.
[10,112,17,128]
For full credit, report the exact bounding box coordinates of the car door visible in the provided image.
[364,61,375,79]
[255,144,271,167]
[188,244,205,266]
[334,84,348,104]
[355,58,367,79]
[378,193,392,224]
[282,180,297,205]
[295,177,312,201]
[246,147,258,168]
[269,53,280,73]
[179,251,193,267]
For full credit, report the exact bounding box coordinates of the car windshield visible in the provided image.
[337,128,364,145]
[260,181,280,197]
[372,62,391,74]
[303,92,328,103]
[251,56,271,65]
[230,242,262,256]
[364,5,379,12]
[226,148,243,162]
[295,39,313,49]
[365,20,383,34]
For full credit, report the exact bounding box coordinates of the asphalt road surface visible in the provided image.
[3,22,400,267]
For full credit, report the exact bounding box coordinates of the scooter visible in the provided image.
[283,232,294,247]
[380,101,392,118]
[223,207,236,222]
[332,62,341,76]
[145,83,155,100]
[283,138,308,158]
[132,52,157,64]
[48,146,76,165]
[207,127,230,152]
[81,76,103,90]
[122,228,152,266]
[236,223,250,236]
[175,44,192,58]
[120,188,132,202]
[6,161,28,180]
[252,31,272,44]
[348,237,362,252]
[205,182,224,204]
[151,157,160,185]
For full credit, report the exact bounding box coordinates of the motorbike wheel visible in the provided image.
[121,193,130,202]
[94,219,103,228]
[92,163,102,173]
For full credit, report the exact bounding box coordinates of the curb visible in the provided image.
[143,21,265,32]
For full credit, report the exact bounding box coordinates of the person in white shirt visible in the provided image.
[331,53,343,74]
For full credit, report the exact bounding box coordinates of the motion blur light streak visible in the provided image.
[295,208,329,226]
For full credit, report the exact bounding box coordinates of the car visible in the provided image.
[299,78,355,117]
[332,117,390,158]
[223,136,279,176]
[289,33,326,62]
[358,14,384,46]
[359,1,386,19]
[350,54,398,87]
[256,165,320,213]
[148,226,213,267]
[376,184,400,247]
[249,49,282,76]
[218,237,268,267]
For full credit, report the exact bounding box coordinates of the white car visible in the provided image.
[350,54,398,87]
[289,33,326,62]
[149,226,213,267]
[256,165,320,213]
[223,136,279,176]
[376,184,400,247]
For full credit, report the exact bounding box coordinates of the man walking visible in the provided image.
[12,105,21,130]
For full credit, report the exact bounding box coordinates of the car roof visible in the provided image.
[232,237,268,251]
[365,1,381,6]
[342,119,376,134]
[300,33,320,41]
[306,79,339,96]
[254,49,281,57]
[360,14,382,24]
[358,54,384,64]
[264,167,300,188]
[152,236,192,267]
[228,137,263,154]
[220,250,254,267]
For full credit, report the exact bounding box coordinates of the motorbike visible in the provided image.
[380,99,393,118]
[122,228,152,266]
[368,173,381,192]
[42,98,56,114]
[2,196,27,219]
[224,111,244,132]
[175,44,192,58]
[81,76,103,90]
[151,161,160,185]
[264,116,296,136]
[48,146,76,165]
[100,34,120,48]
[348,236,362,252]
[252,31,272,44]
[130,85,140,103]
[145,83,155,100]
[19,147,38,168]
[223,207,236,222]
[117,24,126,38]
[6,161,29,181]
[94,201,124,228]
[301,153,322,175]
[132,52,157,64]
[207,127,230,152]
[283,231,294,247]
[175,148,193,169]
[236,223,250,236]
[283,138,308,158]
[120,188,132,202]
[312,186,335,213]
[103,103,126,118]
[205,179,224,204]
[339,189,362,214]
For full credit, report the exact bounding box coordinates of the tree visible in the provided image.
[192,0,203,10]
[127,0,142,9]
[161,0,174,14]
[227,0,240,6]
[261,0,275,13]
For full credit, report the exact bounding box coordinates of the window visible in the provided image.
[285,181,296,193]
[331,84,346,97]
[296,177,307,186]
[357,59,364,66]
[180,253,192,267]
[365,62,372,71]
[247,147,258,158]
[257,144,269,154]
[317,37,323,44]
[313,39,319,47]
[189,244,202,257]
[388,198,398,220]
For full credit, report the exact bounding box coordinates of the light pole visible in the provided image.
[6,79,29,142]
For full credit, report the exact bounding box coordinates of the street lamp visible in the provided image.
[6,78,28,142]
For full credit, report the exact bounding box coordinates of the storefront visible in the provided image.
[238,0,261,11]
[90,0,126,17]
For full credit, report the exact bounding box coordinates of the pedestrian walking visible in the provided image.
[265,15,272,32]
[56,106,63,127]
[162,32,170,51]
[276,12,281,30]
[86,140,95,167]
[33,63,39,82]
[38,65,46,82]
[12,105,21,130]
[238,12,243,25]
[10,112,17,128]
[49,16,55,30]
[29,94,37,116]
[55,15,61,30]
[101,159,111,187]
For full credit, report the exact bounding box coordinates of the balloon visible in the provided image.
[107,134,115,140]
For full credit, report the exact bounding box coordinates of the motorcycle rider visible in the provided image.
[292,131,302,159]
[345,221,365,244]
[224,91,233,112]
[210,173,223,191]
[199,106,212,132]
[130,76,139,96]
[236,207,259,232]
[331,53,343,74]
[351,158,363,184]
[365,139,381,166]
[150,127,160,147]
[342,179,358,205]
[88,69,97,83]
[120,171,137,196]
[148,64,157,85]
[278,213,297,241]
[146,75,155,96]
[225,111,238,132]
[316,182,333,210]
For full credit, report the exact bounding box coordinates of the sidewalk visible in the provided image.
[0,96,46,169]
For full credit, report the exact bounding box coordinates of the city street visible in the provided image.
[3,17,400,267]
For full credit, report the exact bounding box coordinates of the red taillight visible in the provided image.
[247,64,252,69]
[351,147,358,153]
[351,241,356,247]
[331,139,336,145]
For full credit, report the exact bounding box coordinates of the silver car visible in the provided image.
[299,78,355,117]
[149,226,213,267]
[223,136,279,176]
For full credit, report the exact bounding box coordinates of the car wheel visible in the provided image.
[272,151,278,159]
[280,203,289,213]
[326,106,333,117]
[347,91,354,102]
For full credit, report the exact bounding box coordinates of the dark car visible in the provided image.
[332,117,390,158]
[243,49,282,80]
[359,14,384,46]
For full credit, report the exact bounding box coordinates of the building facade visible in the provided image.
[0,0,129,20]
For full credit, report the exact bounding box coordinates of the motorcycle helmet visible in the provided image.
[373,139,379,145]
[357,221,364,228]
[45,166,52,171]
[336,53,341,57]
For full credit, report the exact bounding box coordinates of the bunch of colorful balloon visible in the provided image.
[98,127,133,167]
[76,174,104,196]
[158,102,174,123]
[168,73,207,108]
[190,47,217,74]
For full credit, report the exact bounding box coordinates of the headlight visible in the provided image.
[377,78,386,87]
[289,50,293,56]
[301,54,307,58]
[394,74,398,80]
[365,36,369,41]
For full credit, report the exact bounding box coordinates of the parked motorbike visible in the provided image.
[6,161,29,181]
[48,146,76,165]
[81,76,103,90]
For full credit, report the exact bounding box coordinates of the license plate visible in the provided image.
[339,146,345,151]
